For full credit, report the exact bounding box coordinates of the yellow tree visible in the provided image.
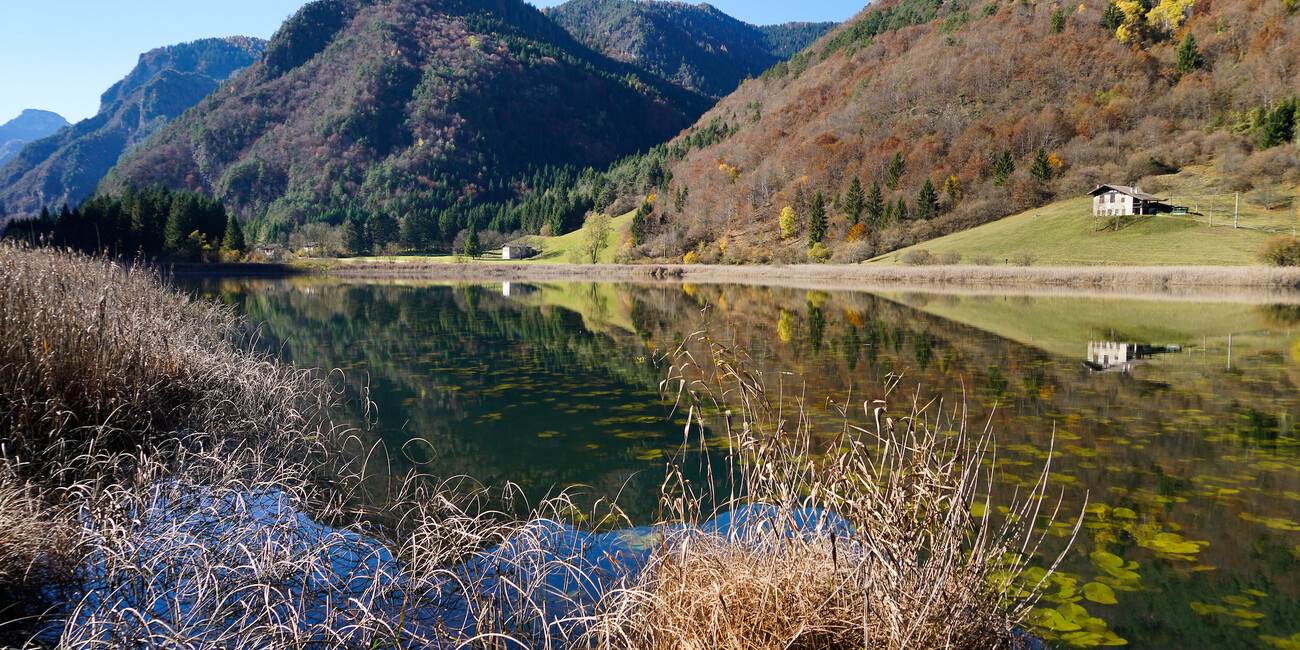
[1114,0,1148,43]
[779,206,797,239]
[1146,0,1194,35]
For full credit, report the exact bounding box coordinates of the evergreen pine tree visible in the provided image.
[1050,8,1067,33]
[808,191,826,246]
[221,213,247,253]
[895,196,909,221]
[1100,1,1123,29]
[631,200,650,246]
[992,148,1015,187]
[341,216,368,255]
[793,186,808,220]
[844,176,864,225]
[886,152,906,190]
[865,180,885,228]
[882,196,894,227]
[464,221,481,257]
[164,195,195,253]
[916,179,938,220]
[1030,146,1052,183]
[943,175,959,200]
[1175,32,1201,76]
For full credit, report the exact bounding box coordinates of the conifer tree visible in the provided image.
[631,199,651,246]
[886,152,906,190]
[808,191,827,246]
[916,179,938,220]
[943,175,959,200]
[464,220,481,257]
[793,186,808,220]
[844,176,864,225]
[1050,8,1066,33]
[1176,32,1201,76]
[1030,146,1052,183]
[992,148,1015,187]
[221,213,247,253]
[895,196,909,221]
[865,180,885,228]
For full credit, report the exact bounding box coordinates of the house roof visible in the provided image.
[1090,184,1164,201]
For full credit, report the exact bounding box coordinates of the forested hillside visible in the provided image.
[0,37,265,218]
[623,0,1300,263]
[547,0,833,97]
[97,0,712,248]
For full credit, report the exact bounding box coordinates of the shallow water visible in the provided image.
[185,276,1300,648]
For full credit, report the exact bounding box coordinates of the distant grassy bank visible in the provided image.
[316,260,1300,290]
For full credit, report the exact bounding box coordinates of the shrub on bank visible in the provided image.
[1258,235,1300,266]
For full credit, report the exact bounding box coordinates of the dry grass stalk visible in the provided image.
[0,243,1069,649]
[579,330,1074,649]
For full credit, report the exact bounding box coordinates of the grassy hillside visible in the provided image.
[621,0,1300,264]
[876,167,1296,266]
[874,197,1279,266]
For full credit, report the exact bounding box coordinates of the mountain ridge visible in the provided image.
[95,0,713,243]
[546,0,834,98]
[0,37,266,218]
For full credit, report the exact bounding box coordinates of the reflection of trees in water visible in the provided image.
[189,278,1300,646]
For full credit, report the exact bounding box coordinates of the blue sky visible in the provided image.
[0,0,863,126]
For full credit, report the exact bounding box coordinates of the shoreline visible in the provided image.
[162,261,1300,300]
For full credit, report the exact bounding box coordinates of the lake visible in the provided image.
[185,275,1300,649]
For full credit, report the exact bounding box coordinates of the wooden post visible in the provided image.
[1235,192,1240,228]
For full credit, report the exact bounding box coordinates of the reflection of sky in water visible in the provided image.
[185,277,1300,648]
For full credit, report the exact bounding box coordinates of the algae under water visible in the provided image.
[185,276,1300,648]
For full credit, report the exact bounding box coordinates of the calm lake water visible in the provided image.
[185,276,1300,649]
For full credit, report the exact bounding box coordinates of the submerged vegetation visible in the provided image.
[0,242,1071,647]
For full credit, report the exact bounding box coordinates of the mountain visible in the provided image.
[97,0,712,241]
[546,0,834,98]
[0,37,265,218]
[630,0,1300,262]
[0,110,69,167]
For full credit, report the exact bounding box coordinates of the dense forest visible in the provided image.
[95,0,713,251]
[546,0,833,98]
[0,37,266,218]
[2,189,241,261]
[627,0,1300,263]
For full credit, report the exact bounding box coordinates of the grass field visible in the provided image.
[338,211,636,266]
[876,168,1297,266]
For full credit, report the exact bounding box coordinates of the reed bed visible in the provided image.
[0,241,1069,648]
[578,333,1069,649]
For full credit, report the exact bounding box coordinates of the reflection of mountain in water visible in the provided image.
[182,277,1300,649]
[1084,341,1180,372]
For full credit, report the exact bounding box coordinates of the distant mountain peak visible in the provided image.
[0,37,266,217]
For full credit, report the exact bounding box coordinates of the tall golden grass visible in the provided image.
[0,242,1069,648]
[577,332,1070,649]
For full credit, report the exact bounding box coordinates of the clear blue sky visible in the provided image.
[0,0,863,126]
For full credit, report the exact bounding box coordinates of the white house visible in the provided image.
[1090,184,1164,217]
[502,244,537,260]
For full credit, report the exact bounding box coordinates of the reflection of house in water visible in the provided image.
[1085,341,1180,372]
[502,282,539,298]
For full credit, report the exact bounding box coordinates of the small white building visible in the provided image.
[502,244,537,260]
[1090,184,1164,217]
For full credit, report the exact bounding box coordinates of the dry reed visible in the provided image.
[578,331,1072,649]
[0,242,1068,649]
